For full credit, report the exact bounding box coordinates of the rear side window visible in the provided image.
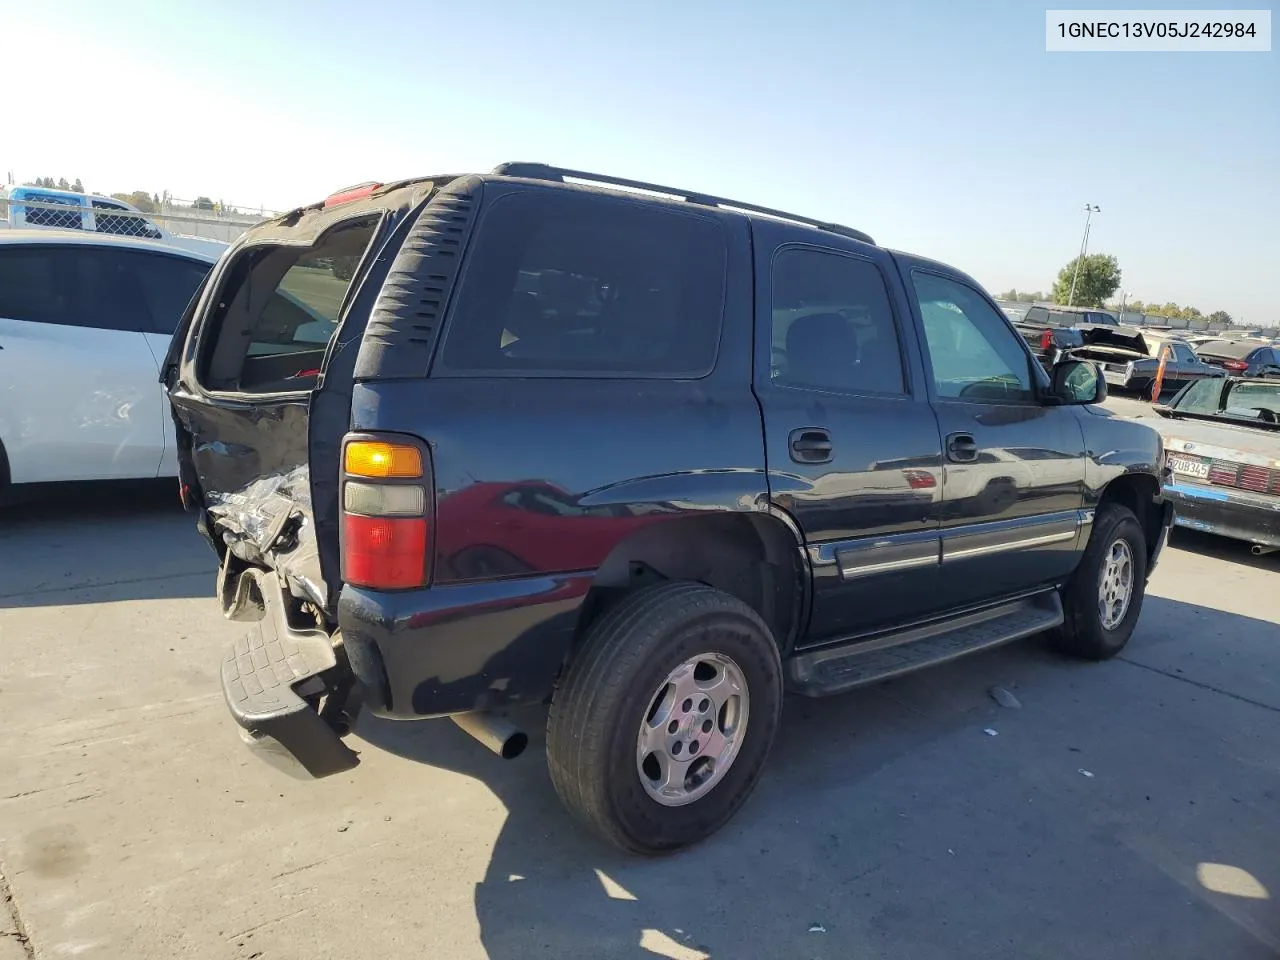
[0,246,208,334]
[198,216,379,392]
[769,247,906,395]
[106,250,210,335]
[436,190,727,377]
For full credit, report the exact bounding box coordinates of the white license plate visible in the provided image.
[1103,370,1127,385]
[1168,456,1209,479]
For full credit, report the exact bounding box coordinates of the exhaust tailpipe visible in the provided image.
[451,712,528,759]
[1251,544,1278,557]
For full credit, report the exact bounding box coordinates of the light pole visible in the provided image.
[1067,203,1100,307]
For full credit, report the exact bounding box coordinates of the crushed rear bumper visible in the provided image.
[220,569,360,778]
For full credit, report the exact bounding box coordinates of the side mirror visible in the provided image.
[1050,359,1106,405]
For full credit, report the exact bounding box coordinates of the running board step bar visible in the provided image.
[787,592,1064,696]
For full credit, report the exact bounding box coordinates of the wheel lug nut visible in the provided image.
[702,719,713,733]
[668,720,679,734]
[682,698,693,713]
[699,698,710,712]
[672,742,683,756]
[690,740,699,754]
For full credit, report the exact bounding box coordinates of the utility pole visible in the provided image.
[1067,204,1100,306]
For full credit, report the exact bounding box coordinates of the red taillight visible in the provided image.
[1040,328,1054,351]
[1223,360,1248,371]
[324,181,383,207]
[340,437,431,590]
[342,515,428,589]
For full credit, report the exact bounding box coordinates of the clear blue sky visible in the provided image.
[4,0,1276,320]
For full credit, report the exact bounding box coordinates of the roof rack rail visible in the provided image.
[491,162,875,246]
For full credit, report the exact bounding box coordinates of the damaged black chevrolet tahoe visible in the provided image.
[164,164,1174,854]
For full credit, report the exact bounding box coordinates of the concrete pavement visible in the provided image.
[1,458,1278,959]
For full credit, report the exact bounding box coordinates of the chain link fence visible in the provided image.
[1,194,280,245]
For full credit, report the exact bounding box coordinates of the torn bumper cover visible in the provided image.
[1148,497,1176,575]
[1164,482,1280,549]
[221,569,359,778]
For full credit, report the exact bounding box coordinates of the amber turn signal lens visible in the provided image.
[344,441,423,479]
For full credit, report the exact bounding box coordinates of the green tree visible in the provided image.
[57,177,69,190]
[125,191,156,213]
[1051,254,1121,308]
[111,191,157,213]
[71,178,83,193]
[1208,310,1231,325]
[193,196,214,211]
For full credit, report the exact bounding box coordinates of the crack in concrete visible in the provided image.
[0,569,211,601]
[1118,656,1280,714]
[0,865,35,960]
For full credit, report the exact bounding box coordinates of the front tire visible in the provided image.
[1052,502,1147,660]
[546,581,782,855]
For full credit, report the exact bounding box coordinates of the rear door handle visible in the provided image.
[946,432,979,463]
[789,428,833,464]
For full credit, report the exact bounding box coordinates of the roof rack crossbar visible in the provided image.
[491,162,875,245]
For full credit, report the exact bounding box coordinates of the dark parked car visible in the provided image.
[1193,339,1280,379]
[164,164,1173,854]
[1151,376,1280,552]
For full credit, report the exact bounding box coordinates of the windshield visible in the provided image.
[1170,378,1280,425]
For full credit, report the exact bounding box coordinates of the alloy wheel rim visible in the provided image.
[1098,538,1134,630]
[636,652,749,807]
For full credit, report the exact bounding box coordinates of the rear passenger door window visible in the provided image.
[911,272,1035,404]
[769,248,906,395]
[436,190,727,377]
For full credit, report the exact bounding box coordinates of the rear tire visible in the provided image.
[546,581,782,855]
[1052,503,1147,660]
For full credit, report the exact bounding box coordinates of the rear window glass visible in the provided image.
[198,216,378,392]
[1198,340,1255,359]
[436,190,727,377]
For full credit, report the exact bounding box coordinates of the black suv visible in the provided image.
[164,164,1174,854]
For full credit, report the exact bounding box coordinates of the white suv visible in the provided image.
[0,231,214,492]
